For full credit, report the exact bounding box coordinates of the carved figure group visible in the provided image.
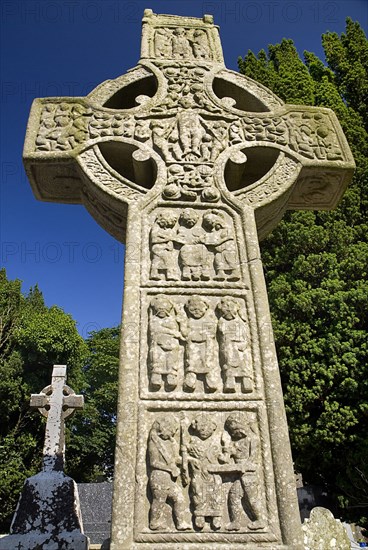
[287,112,343,161]
[148,110,228,164]
[147,413,265,532]
[35,100,343,169]
[36,103,90,151]
[147,295,253,393]
[149,208,240,282]
[154,27,211,61]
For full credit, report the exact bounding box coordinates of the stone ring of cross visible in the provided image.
[31,383,81,419]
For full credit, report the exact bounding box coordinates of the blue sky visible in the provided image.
[1,0,367,337]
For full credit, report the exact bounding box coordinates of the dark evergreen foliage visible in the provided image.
[239,18,368,527]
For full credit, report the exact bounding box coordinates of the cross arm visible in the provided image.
[279,105,355,210]
[227,104,355,238]
[62,391,84,419]
[234,104,355,207]
[30,392,49,410]
[23,94,143,243]
[23,97,91,204]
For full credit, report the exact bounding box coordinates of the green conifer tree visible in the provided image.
[239,19,368,527]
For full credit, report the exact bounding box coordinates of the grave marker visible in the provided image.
[1,366,87,549]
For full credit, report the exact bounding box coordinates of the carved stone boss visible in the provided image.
[23,10,354,549]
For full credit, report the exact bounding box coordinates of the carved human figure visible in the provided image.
[186,416,223,530]
[150,212,179,281]
[221,414,266,531]
[148,418,191,531]
[154,28,172,58]
[150,119,174,160]
[37,103,75,151]
[192,30,210,59]
[182,296,218,392]
[287,114,314,158]
[134,119,151,143]
[171,27,192,59]
[311,113,343,161]
[175,110,206,160]
[229,121,245,145]
[163,164,185,200]
[148,296,184,391]
[209,120,228,161]
[183,165,220,202]
[216,298,253,393]
[36,111,56,151]
[202,210,240,281]
[176,209,211,280]
[54,103,71,127]
[67,107,89,147]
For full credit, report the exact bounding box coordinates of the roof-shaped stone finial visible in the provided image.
[140,9,224,64]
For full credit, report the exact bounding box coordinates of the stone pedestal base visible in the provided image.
[1,470,88,549]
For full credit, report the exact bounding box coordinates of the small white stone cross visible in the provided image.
[30,365,84,472]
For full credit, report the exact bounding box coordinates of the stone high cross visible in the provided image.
[23,10,354,550]
[2,365,87,550]
[30,365,84,472]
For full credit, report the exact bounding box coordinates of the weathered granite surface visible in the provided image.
[23,10,354,550]
[78,482,112,545]
[302,507,351,550]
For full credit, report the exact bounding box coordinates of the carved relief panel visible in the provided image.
[140,292,258,397]
[35,102,91,152]
[143,206,243,284]
[152,27,212,61]
[134,405,279,542]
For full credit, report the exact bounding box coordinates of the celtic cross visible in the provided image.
[30,365,84,472]
[2,366,87,549]
[23,10,354,550]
